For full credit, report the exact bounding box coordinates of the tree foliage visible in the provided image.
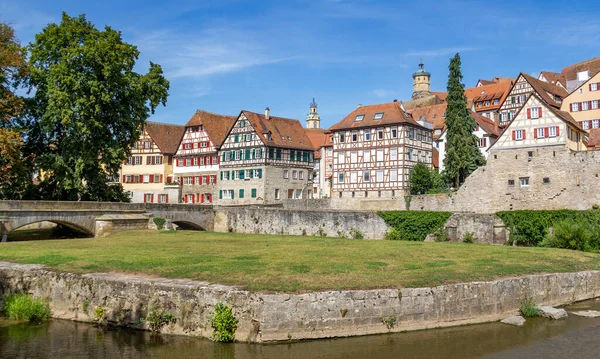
[0,22,31,199]
[443,53,485,188]
[19,13,169,201]
[408,162,433,195]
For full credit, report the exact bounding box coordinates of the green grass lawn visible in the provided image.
[1,230,599,292]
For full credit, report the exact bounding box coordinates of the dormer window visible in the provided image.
[264,133,271,141]
[287,136,291,140]
[374,112,384,120]
[281,136,285,140]
[433,114,436,119]
[442,112,446,118]
[355,114,365,122]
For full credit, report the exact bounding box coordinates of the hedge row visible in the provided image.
[377,211,452,241]
[497,210,600,246]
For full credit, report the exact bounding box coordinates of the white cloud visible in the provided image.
[401,47,481,58]
[372,89,395,98]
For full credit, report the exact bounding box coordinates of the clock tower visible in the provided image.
[306,98,321,129]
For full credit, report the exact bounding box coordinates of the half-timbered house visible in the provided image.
[306,128,333,198]
[218,109,315,204]
[121,122,185,203]
[329,101,433,198]
[173,110,236,204]
[498,73,567,128]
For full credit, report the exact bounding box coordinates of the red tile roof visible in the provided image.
[241,110,315,151]
[587,128,600,149]
[465,80,513,112]
[144,121,185,154]
[304,128,330,159]
[330,101,425,131]
[185,110,237,148]
[539,71,566,88]
[521,73,568,109]
[561,57,600,82]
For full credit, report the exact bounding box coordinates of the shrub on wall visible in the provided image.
[153,217,166,230]
[210,302,238,343]
[377,211,452,242]
[1,293,51,322]
[498,210,600,250]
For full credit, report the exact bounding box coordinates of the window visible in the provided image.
[515,129,524,140]
[159,194,167,203]
[275,188,280,199]
[478,137,487,147]
[390,148,397,161]
[408,128,415,140]
[134,156,142,165]
[350,171,357,183]
[299,171,304,180]
[407,149,413,161]
[144,193,153,203]
[377,129,384,140]
[519,95,526,103]
[579,88,584,94]
[339,133,345,143]
[283,170,289,179]
[292,170,298,179]
[363,171,370,182]
[376,149,384,162]
[143,175,150,183]
[338,152,345,164]
[295,189,302,199]
[390,169,397,182]
[235,151,241,160]
[549,126,557,137]
[245,169,252,179]
[519,177,530,187]
[543,177,550,184]
[494,98,499,105]
[511,96,515,104]
[508,179,515,187]
[374,112,384,120]
[376,170,384,182]
[240,120,246,128]
[594,120,600,129]
[591,83,599,91]
[582,121,590,130]
[391,128,398,138]
[338,172,344,183]
[592,100,599,110]
[571,103,579,112]
[485,100,490,106]
[154,174,161,183]
[355,114,364,122]
[144,141,152,149]
[530,107,539,119]
[352,131,358,142]
[348,151,357,163]
[537,127,546,137]
[365,131,371,141]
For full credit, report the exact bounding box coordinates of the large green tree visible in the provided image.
[443,54,484,188]
[0,22,31,199]
[21,13,169,201]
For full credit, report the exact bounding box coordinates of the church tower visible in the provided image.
[306,98,321,129]
[412,60,432,99]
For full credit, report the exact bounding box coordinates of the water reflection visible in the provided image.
[1,300,599,359]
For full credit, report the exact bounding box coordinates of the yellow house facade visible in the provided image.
[560,71,600,131]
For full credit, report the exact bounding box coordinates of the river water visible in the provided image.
[1,299,599,359]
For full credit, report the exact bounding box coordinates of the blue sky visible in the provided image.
[2,0,599,129]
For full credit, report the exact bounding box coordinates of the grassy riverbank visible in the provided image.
[1,230,599,292]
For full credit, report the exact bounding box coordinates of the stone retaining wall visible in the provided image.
[1,262,598,342]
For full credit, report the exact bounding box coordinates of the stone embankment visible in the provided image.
[1,262,599,342]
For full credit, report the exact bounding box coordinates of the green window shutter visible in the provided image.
[258,148,263,158]
[220,172,223,180]
[245,149,251,160]
[249,170,254,178]
[251,188,257,198]
[239,189,244,198]
[231,170,235,179]
[269,148,274,159]
[251,149,256,159]
[239,170,244,179]
[290,151,295,161]
[276,149,281,160]
[232,190,235,199]
[258,168,262,178]
[219,190,223,199]
[230,150,234,160]
[234,135,239,143]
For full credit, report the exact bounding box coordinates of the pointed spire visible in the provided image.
[310,97,317,109]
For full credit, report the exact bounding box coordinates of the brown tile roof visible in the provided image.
[407,103,498,140]
[185,110,237,148]
[432,92,448,101]
[561,56,600,82]
[403,93,446,110]
[539,71,566,87]
[521,73,568,109]
[241,110,315,151]
[330,101,424,132]
[144,121,185,154]
[465,80,513,112]
[587,128,600,149]
[304,128,330,159]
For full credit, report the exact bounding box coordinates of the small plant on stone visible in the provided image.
[95,306,105,322]
[337,230,347,239]
[142,307,176,333]
[519,297,540,317]
[385,228,401,240]
[380,316,397,329]
[210,302,238,343]
[1,293,51,322]
[463,232,475,244]
[433,228,449,242]
[315,226,327,237]
[153,217,166,230]
[349,228,364,240]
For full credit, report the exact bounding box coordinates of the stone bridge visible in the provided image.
[0,201,215,241]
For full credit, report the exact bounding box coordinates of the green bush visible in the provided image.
[463,232,474,244]
[519,297,540,317]
[498,210,600,248]
[2,293,51,322]
[378,211,452,242]
[142,308,176,333]
[385,228,401,241]
[433,228,449,242]
[541,219,599,252]
[210,302,238,342]
[153,217,166,230]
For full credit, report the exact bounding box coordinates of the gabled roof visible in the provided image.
[465,80,513,111]
[239,110,314,151]
[185,110,237,148]
[539,71,566,87]
[403,93,446,110]
[432,91,448,101]
[520,73,568,108]
[407,103,498,140]
[144,121,185,154]
[330,101,425,131]
[561,56,600,82]
[304,128,331,159]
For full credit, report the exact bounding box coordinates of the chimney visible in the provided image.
[265,107,270,120]
[357,104,362,108]
[393,99,398,102]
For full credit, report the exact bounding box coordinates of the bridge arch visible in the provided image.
[5,220,94,241]
[172,221,206,231]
